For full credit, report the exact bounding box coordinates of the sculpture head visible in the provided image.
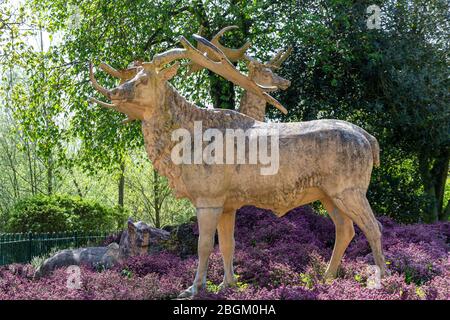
[119,218,151,257]
[89,32,288,120]
[89,53,184,121]
[247,55,291,92]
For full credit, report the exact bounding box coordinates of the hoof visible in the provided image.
[178,285,200,299]
[218,280,237,291]
[178,289,194,299]
[323,270,337,281]
[380,266,391,278]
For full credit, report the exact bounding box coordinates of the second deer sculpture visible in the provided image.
[189,26,292,121]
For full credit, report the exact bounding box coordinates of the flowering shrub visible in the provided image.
[0,206,448,300]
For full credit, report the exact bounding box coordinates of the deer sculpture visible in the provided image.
[89,33,386,298]
[188,26,292,121]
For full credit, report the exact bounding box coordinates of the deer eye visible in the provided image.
[141,74,149,84]
[136,74,149,86]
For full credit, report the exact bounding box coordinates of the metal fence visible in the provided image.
[0,231,118,266]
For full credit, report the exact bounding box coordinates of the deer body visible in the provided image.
[143,82,378,213]
[89,32,386,298]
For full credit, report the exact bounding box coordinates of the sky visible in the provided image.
[6,0,53,52]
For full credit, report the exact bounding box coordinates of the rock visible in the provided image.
[162,225,174,233]
[162,219,219,258]
[171,222,199,258]
[119,218,170,257]
[103,242,120,267]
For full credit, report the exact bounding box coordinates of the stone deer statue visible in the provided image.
[89,33,386,298]
[34,219,170,279]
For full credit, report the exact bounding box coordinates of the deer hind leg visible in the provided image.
[217,210,237,289]
[331,189,387,277]
[178,206,223,298]
[321,195,355,279]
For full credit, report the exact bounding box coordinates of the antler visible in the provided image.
[180,35,287,114]
[266,46,292,69]
[148,48,187,68]
[210,26,251,62]
[90,34,287,115]
[89,62,111,98]
[99,61,144,84]
[188,25,251,74]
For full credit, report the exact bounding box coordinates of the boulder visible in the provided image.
[119,218,171,257]
[172,222,198,258]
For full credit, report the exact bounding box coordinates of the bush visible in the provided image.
[367,149,434,223]
[6,194,127,233]
[0,206,448,300]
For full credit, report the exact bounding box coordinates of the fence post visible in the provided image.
[28,232,32,262]
[74,231,78,247]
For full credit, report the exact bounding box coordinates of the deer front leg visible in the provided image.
[217,211,237,289]
[178,206,223,298]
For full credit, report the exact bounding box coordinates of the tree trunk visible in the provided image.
[191,0,252,111]
[418,154,438,222]
[209,72,235,110]
[419,150,449,222]
[424,185,439,223]
[118,161,125,208]
[47,156,53,195]
[71,170,84,198]
[432,149,449,221]
[153,170,161,229]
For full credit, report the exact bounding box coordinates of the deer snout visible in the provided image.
[270,73,291,91]
[277,78,291,90]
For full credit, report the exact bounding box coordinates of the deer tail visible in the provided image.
[361,131,380,168]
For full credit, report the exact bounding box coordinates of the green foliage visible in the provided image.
[206,280,220,293]
[121,268,133,279]
[275,0,449,222]
[368,149,433,223]
[30,246,68,270]
[125,151,196,228]
[6,194,127,233]
[0,0,448,226]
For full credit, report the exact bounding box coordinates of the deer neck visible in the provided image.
[140,82,257,198]
[140,83,203,198]
[238,72,269,121]
[142,83,189,161]
[239,90,267,122]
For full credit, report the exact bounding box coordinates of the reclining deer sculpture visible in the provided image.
[89,32,386,298]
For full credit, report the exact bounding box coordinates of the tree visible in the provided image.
[276,0,449,222]
[22,0,293,212]
[3,0,447,224]
[125,151,195,228]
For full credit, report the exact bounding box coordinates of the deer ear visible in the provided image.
[159,62,181,81]
[247,60,261,76]
[247,60,256,72]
